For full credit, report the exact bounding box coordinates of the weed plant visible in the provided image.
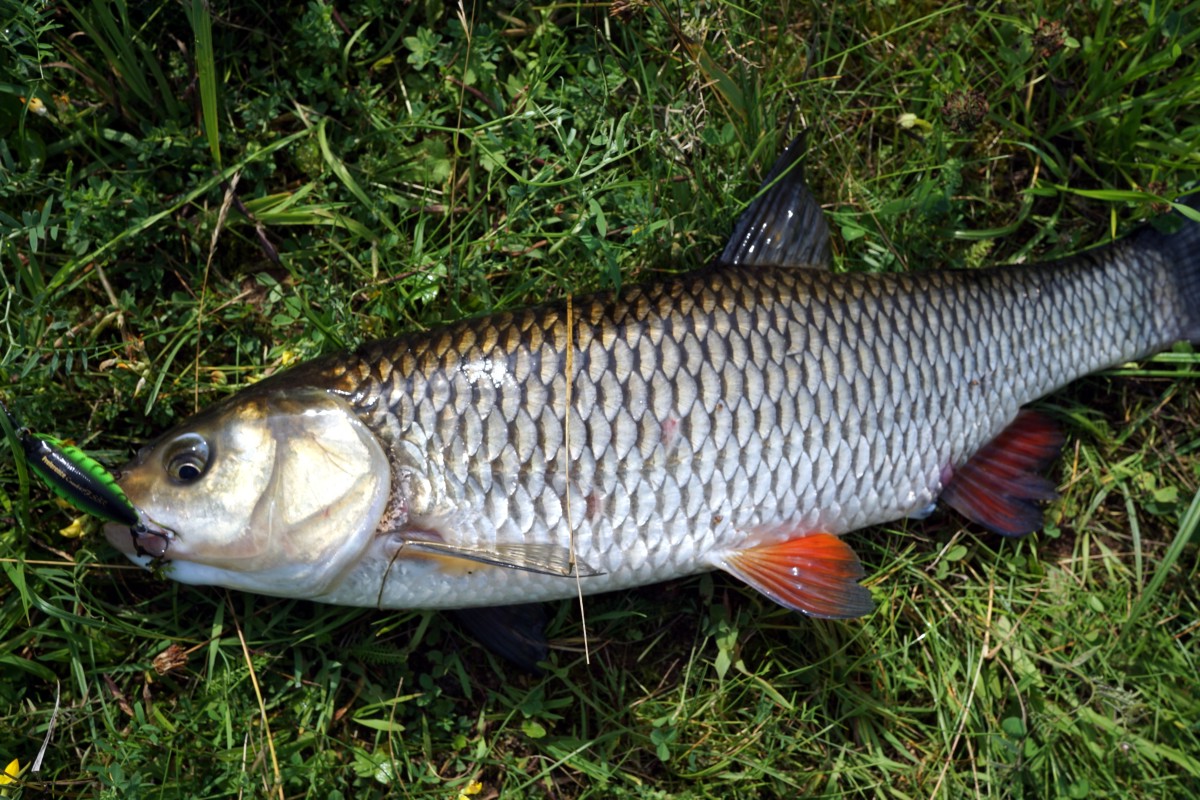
[0,1,1198,798]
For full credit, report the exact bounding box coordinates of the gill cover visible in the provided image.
[106,388,390,597]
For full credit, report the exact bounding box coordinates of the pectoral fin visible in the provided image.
[399,539,603,578]
[717,533,874,619]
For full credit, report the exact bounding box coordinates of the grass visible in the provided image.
[1,0,1199,797]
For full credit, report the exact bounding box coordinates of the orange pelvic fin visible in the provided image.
[718,533,874,619]
[941,409,1064,537]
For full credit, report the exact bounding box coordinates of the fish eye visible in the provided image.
[163,433,211,485]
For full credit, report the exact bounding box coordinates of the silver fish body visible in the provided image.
[105,142,1200,619]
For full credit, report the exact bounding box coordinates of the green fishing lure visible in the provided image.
[1,400,140,528]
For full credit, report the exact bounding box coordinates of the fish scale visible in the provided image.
[106,140,1200,627]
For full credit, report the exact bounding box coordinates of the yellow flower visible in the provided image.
[59,516,89,538]
[0,757,20,785]
[19,96,48,116]
[455,781,483,800]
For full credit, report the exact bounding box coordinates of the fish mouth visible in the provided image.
[106,514,176,561]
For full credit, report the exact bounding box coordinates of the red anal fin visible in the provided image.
[718,533,874,619]
[941,409,1064,538]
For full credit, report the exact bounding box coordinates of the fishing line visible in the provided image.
[226,593,285,800]
[564,292,591,664]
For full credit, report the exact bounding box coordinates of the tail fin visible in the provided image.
[1133,194,1200,342]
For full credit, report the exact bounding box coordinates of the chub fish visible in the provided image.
[105,137,1200,633]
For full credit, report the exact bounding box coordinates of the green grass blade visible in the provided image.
[316,117,396,235]
[188,0,221,168]
[1119,485,1200,645]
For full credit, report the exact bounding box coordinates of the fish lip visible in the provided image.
[128,515,176,560]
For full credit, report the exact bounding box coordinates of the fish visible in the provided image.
[104,136,1200,635]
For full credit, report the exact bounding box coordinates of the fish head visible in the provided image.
[105,387,391,598]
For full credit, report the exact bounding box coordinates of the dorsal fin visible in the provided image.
[718,134,831,269]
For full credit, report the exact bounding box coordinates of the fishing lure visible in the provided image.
[0,400,166,556]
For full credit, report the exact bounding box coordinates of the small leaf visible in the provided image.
[945,544,969,562]
[589,197,607,239]
[1001,717,1026,737]
[373,760,397,784]
[839,222,868,242]
[353,718,406,733]
[1153,484,1178,504]
[521,720,547,739]
[714,648,731,681]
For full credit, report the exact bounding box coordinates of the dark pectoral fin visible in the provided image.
[718,133,831,269]
[941,410,1064,537]
[452,603,549,673]
[402,539,602,578]
[718,533,874,619]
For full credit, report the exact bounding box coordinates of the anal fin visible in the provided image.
[717,533,874,619]
[941,409,1064,537]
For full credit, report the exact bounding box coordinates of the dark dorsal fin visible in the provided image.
[718,134,831,269]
